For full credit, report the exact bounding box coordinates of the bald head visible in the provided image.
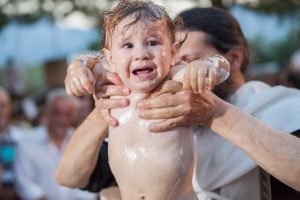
[45,88,78,137]
[0,87,10,102]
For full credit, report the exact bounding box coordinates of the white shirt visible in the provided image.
[193,81,300,200]
[0,126,31,184]
[14,126,97,200]
[0,126,30,142]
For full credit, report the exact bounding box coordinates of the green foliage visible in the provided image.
[14,13,52,24]
[243,0,300,15]
[1,0,299,29]
[88,40,102,51]
[249,27,300,67]
[0,0,105,27]
[23,65,47,92]
[0,11,9,30]
[88,34,103,51]
[0,65,46,92]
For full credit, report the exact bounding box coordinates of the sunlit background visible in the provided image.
[0,0,299,95]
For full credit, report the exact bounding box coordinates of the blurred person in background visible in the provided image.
[57,5,300,200]
[73,95,94,127]
[0,87,27,200]
[14,88,97,200]
[280,49,300,89]
[4,58,26,97]
[0,87,27,142]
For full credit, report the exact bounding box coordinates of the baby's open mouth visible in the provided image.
[132,68,155,80]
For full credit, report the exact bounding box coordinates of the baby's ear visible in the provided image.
[170,43,179,67]
[171,42,179,58]
[103,48,117,73]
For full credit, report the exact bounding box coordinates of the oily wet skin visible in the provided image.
[109,93,197,200]
[105,13,197,200]
[105,18,173,93]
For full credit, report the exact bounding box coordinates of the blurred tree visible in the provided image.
[0,0,116,29]
[209,0,300,14]
[249,27,300,66]
[88,40,102,51]
[211,0,226,9]
[0,11,8,30]
[1,0,299,31]
[243,0,300,15]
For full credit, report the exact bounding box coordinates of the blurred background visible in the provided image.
[0,0,299,199]
[0,0,299,124]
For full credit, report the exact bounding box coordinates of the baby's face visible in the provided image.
[105,16,175,93]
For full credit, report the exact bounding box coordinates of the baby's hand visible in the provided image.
[65,53,101,96]
[65,67,95,96]
[183,54,230,93]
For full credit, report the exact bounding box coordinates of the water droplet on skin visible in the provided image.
[180,142,184,155]
[139,194,146,200]
[124,148,137,161]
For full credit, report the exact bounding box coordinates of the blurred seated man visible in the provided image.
[14,88,97,200]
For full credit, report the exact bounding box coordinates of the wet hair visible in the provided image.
[102,0,181,49]
[178,7,252,75]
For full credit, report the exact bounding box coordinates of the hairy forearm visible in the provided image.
[210,98,300,191]
[56,108,108,188]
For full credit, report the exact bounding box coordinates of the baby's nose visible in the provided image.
[134,46,150,60]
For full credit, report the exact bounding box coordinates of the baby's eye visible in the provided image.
[147,40,159,46]
[123,43,133,49]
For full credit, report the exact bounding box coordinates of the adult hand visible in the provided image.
[137,88,218,132]
[94,71,130,127]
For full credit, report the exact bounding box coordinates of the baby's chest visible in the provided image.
[109,93,192,152]
[109,106,191,154]
[109,103,162,144]
[110,94,157,135]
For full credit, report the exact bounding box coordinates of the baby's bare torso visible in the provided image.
[109,93,197,200]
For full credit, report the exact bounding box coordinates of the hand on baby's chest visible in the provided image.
[110,93,155,128]
[107,93,195,199]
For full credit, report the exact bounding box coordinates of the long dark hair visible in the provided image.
[178,7,252,75]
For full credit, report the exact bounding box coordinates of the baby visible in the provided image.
[65,1,229,200]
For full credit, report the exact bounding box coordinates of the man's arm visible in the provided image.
[58,53,130,190]
[209,95,300,191]
[138,90,300,191]
[56,108,108,188]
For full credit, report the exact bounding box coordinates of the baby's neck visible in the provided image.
[127,91,151,101]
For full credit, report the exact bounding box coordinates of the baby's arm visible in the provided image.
[65,52,107,96]
[170,54,230,93]
[65,52,127,126]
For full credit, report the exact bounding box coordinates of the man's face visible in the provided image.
[0,92,11,130]
[105,16,174,93]
[177,30,235,100]
[47,97,75,137]
[177,31,217,63]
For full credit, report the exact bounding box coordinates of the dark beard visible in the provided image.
[212,76,238,101]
